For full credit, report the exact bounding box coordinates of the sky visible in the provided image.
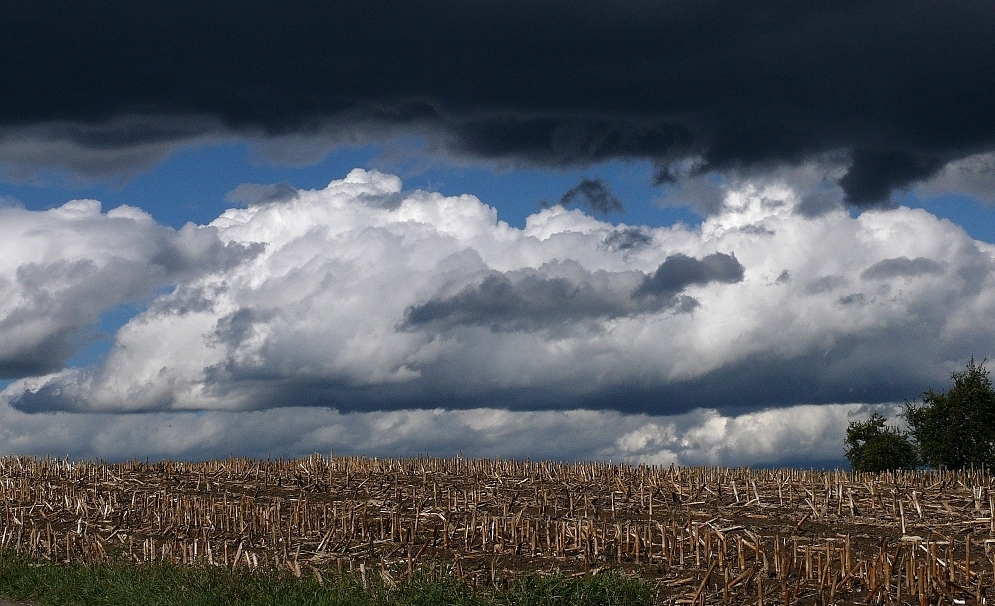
[1,0,994,468]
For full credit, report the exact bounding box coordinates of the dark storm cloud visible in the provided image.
[861,256,946,280]
[402,267,653,331]
[551,178,624,215]
[795,190,843,218]
[0,328,79,378]
[838,151,949,207]
[2,1,994,203]
[602,228,652,251]
[404,253,743,330]
[634,253,744,298]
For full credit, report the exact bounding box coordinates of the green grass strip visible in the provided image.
[0,553,653,606]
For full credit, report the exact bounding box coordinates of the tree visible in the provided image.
[905,358,995,470]
[844,413,917,472]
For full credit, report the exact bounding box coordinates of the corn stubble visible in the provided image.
[1,455,994,604]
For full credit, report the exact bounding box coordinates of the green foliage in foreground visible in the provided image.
[0,552,653,606]
[844,412,917,472]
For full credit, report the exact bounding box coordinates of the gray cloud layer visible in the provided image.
[2,1,994,203]
[0,394,884,468]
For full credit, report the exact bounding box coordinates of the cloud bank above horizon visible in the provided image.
[0,167,992,465]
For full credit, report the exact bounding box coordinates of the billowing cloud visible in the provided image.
[2,169,992,420]
[0,200,256,378]
[2,2,995,203]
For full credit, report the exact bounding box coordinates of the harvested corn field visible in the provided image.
[1,455,994,604]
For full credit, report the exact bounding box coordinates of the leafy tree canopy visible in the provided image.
[844,412,917,472]
[905,358,995,470]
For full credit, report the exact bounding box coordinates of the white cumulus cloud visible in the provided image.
[5,168,994,417]
[0,167,992,465]
[0,199,255,378]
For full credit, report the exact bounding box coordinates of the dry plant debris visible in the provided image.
[1,455,994,604]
